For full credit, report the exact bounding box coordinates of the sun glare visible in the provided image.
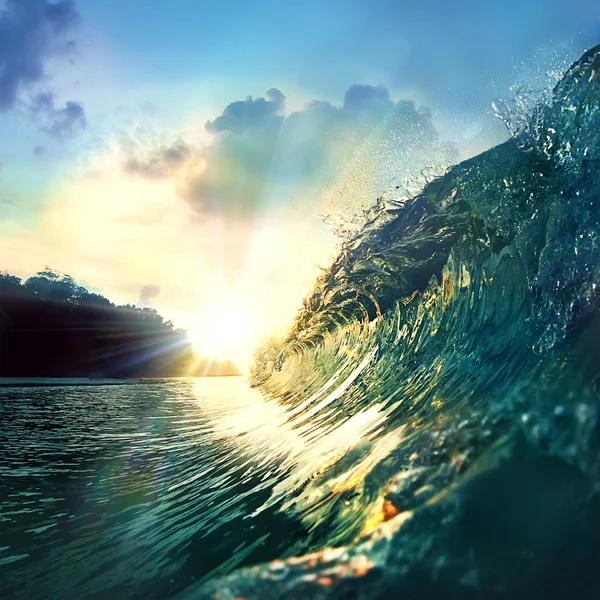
[187,297,256,368]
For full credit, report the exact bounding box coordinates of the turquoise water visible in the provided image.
[0,378,321,598]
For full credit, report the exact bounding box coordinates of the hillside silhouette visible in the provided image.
[0,269,238,378]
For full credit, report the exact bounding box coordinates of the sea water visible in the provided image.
[0,378,319,598]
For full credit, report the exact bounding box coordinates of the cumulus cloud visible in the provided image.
[0,0,85,138]
[343,83,392,111]
[124,141,192,179]
[205,88,285,135]
[30,91,86,137]
[0,0,80,110]
[122,83,456,232]
[139,284,161,306]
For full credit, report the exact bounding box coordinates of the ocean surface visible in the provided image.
[2,45,600,599]
[0,377,325,598]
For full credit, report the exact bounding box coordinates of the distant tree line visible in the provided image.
[0,268,237,378]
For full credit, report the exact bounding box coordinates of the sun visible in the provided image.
[187,297,256,368]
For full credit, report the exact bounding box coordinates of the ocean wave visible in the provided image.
[195,44,600,599]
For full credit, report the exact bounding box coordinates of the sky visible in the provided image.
[1,0,599,368]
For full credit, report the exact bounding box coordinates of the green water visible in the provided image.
[0,378,318,598]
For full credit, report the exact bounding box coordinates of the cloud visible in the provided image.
[124,141,192,179]
[0,0,80,111]
[343,83,393,111]
[139,284,161,306]
[205,88,285,135]
[30,90,86,137]
[121,83,456,234]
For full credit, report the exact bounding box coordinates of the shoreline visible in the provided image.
[0,374,243,388]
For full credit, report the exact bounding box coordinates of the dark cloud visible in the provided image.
[343,84,392,111]
[0,0,80,111]
[139,285,161,306]
[205,88,285,135]
[125,141,192,179]
[30,91,86,137]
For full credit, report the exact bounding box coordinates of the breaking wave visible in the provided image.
[197,45,600,599]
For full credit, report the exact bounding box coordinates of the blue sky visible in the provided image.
[1,0,599,363]
[74,0,600,104]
